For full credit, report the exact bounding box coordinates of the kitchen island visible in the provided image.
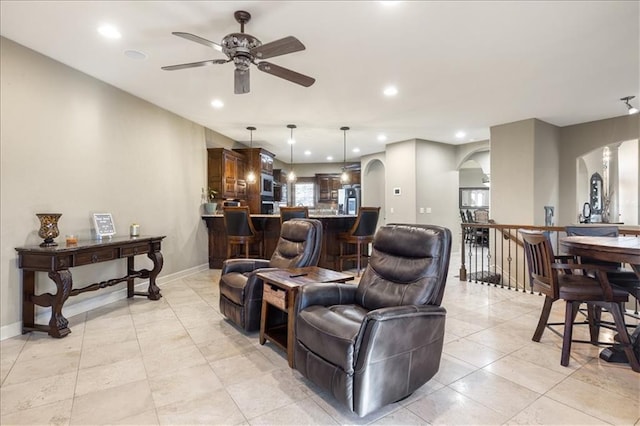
[202,214,357,269]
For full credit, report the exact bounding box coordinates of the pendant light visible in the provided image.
[287,124,297,183]
[340,126,350,184]
[246,126,257,184]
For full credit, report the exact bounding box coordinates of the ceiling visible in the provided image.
[1,1,638,164]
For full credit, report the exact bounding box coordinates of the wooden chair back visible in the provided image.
[223,206,257,237]
[280,206,309,224]
[520,229,559,299]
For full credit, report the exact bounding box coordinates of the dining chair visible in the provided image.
[279,206,309,224]
[565,226,640,318]
[223,206,262,259]
[336,206,380,276]
[520,229,638,370]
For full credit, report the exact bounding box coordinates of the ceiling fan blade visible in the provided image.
[257,62,315,87]
[251,36,305,59]
[161,59,228,71]
[172,32,223,52]
[235,69,250,94]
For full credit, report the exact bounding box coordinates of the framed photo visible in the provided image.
[459,187,489,209]
[92,213,116,238]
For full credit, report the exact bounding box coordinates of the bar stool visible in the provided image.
[280,206,309,224]
[336,207,380,276]
[223,206,262,259]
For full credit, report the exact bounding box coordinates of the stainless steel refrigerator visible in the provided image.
[338,188,361,215]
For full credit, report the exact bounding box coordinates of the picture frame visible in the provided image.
[459,187,489,209]
[92,213,116,238]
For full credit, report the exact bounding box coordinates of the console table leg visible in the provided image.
[22,270,35,333]
[147,251,163,300]
[127,257,135,298]
[47,270,72,338]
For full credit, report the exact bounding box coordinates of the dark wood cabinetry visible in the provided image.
[317,174,342,202]
[229,148,275,213]
[207,148,246,199]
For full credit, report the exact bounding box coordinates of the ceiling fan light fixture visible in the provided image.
[162,11,315,95]
[621,96,639,115]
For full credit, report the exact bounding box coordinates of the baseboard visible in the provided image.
[0,263,210,341]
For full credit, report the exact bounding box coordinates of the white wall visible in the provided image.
[533,120,560,226]
[558,115,639,225]
[385,140,417,224]
[0,38,226,338]
[490,119,536,224]
[618,140,639,225]
[415,140,459,235]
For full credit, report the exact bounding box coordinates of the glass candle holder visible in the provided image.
[36,213,62,247]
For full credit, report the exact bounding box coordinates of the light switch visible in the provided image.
[390,207,394,214]
[419,207,425,214]
[426,207,432,213]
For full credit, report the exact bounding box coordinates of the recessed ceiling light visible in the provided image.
[455,131,466,139]
[210,99,224,109]
[380,1,401,5]
[377,134,388,142]
[352,148,360,153]
[304,150,311,156]
[97,24,121,39]
[383,86,398,97]
[123,49,147,60]
[327,156,333,161]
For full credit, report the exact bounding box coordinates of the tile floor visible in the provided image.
[1,254,639,425]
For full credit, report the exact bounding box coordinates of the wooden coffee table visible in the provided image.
[257,266,354,367]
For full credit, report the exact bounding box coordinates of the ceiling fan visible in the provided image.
[162,10,315,94]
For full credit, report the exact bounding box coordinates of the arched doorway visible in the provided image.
[363,159,385,226]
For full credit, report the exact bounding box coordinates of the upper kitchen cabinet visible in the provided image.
[207,148,247,199]
[233,148,276,213]
[317,173,342,202]
[234,148,275,177]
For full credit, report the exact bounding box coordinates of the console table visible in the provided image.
[15,235,165,338]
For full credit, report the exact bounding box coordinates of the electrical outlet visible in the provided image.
[390,207,394,214]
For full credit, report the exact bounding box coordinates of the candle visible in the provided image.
[65,235,77,246]
[130,224,140,237]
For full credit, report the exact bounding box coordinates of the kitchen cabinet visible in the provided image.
[208,148,247,199]
[233,148,275,213]
[317,174,342,202]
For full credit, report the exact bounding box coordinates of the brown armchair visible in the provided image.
[219,218,323,332]
[294,224,452,417]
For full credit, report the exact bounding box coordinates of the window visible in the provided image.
[293,181,315,207]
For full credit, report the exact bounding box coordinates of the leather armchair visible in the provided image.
[294,224,452,417]
[219,218,323,332]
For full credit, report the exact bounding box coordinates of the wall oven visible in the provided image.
[261,173,274,197]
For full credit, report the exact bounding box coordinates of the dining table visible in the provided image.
[560,235,640,372]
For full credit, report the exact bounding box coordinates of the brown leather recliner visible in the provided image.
[219,218,323,332]
[294,224,452,417]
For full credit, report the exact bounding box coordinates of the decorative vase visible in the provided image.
[36,213,62,247]
[204,202,217,214]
